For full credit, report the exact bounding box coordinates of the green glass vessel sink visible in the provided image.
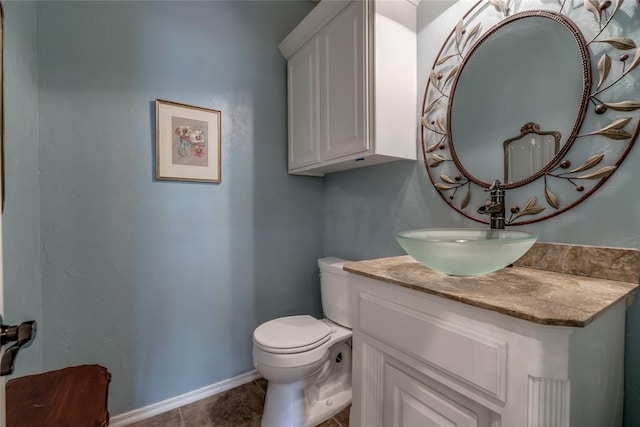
[396,228,537,276]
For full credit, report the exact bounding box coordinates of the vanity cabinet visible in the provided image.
[344,256,638,427]
[279,0,418,176]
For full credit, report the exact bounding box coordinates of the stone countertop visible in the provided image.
[343,255,638,327]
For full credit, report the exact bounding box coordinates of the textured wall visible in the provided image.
[36,1,319,414]
[2,0,43,377]
[323,0,640,424]
[6,0,639,420]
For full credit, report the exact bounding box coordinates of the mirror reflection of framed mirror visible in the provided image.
[503,122,561,185]
[422,0,640,225]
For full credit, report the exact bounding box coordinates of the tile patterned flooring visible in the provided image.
[128,378,350,427]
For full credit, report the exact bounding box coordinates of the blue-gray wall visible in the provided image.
[3,0,639,421]
[2,0,43,377]
[324,1,640,424]
[4,0,321,415]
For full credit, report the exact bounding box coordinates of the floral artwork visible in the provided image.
[156,99,221,183]
[171,117,208,167]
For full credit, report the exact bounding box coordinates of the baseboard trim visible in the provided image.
[109,370,261,426]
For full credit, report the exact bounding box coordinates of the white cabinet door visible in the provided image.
[288,36,321,170]
[319,1,368,161]
[383,364,493,427]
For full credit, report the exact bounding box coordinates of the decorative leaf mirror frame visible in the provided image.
[421,0,640,225]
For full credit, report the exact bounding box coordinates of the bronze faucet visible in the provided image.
[477,180,505,229]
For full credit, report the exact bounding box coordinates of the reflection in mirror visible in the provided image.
[503,123,560,184]
[448,12,588,186]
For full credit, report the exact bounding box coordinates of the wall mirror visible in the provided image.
[422,0,639,225]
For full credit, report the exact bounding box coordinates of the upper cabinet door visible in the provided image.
[288,37,321,170]
[320,1,368,161]
[280,0,417,176]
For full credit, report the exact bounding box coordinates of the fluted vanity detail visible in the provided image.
[344,243,638,426]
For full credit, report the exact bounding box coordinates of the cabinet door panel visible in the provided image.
[320,1,368,160]
[384,365,480,427]
[288,37,321,170]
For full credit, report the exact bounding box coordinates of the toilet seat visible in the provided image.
[253,315,332,354]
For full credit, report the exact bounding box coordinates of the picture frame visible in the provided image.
[155,99,221,183]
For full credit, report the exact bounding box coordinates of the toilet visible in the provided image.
[252,257,353,427]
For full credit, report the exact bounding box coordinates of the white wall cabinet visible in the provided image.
[279,0,418,176]
[349,275,627,427]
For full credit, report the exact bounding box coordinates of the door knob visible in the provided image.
[1,321,36,376]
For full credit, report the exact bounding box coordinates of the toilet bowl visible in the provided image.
[252,258,353,427]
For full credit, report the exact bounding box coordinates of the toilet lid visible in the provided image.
[253,315,332,353]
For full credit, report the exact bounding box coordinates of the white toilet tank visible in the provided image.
[318,257,353,328]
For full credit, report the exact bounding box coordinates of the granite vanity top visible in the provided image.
[343,244,639,327]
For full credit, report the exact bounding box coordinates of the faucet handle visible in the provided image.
[488,180,502,191]
[477,202,504,215]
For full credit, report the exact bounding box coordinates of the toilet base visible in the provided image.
[305,388,351,427]
[260,380,352,427]
[261,380,306,427]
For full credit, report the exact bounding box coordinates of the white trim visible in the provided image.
[109,370,261,427]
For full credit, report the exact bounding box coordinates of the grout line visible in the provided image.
[253,380,264,394]
[254,379,268,394]
[178,407,186,427]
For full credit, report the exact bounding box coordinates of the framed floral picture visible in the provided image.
[155,99,221,183]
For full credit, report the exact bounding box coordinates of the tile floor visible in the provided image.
[128,378,350,427]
